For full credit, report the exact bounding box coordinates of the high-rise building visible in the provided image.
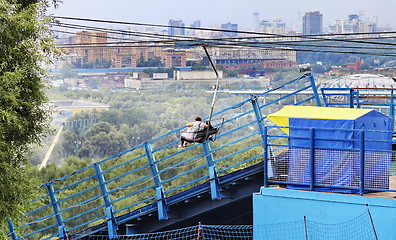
[259,18,286,34]
[328,14,376,34]
[302,11,323,35]
[259,20,272,33]
[272,18,286,34]
[253,12,260,32]
[168,20,185,36]
[221,22,238,37]
[191,20,201,28]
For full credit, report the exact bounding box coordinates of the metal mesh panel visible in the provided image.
[287,147,310,184]
[270,147,393,192]
[314,149,360,188]
[269,148,290,182]
[364,151,391,190]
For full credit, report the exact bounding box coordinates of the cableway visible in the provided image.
[49,16,396,57]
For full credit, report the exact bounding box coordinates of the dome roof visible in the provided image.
[320,74,396,89]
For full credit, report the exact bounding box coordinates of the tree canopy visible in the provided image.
[0,0,60,232]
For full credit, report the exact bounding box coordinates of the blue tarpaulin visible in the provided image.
[268,106,392,193]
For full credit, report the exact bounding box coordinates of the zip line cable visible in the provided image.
[55,26,396,53]
[57,40,396,57]
[51,15,396,43]
[52,19,396,48]
[55,22,189,41]
[53,22,396,49]
[53,26,396,56]
[50,21,396,56]
[50,15,396,51]
[51,18,396,51]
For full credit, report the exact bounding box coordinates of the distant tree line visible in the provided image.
[29,89,253,165]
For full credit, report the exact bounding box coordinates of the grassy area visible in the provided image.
[45,90,71,100]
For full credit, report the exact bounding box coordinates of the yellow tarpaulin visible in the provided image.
[267,106,372,134]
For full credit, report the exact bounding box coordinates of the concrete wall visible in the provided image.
[175,70,223,80]
[253,188,396,239]
[153,73,168,79]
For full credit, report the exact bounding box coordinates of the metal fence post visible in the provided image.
[349,89,355,108]
[93,162,118,238]
[263,126,269,187]
[359,131,365,195]
[307,73,322,107]
[202,142,223,200]
[45,182,67,239]
[251,95,270,187]
[7,219,18,240]
[144,142,169,220]
[390,90,394,131]
[309,128,315,191]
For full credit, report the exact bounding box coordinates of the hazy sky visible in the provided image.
[50,0,396,31]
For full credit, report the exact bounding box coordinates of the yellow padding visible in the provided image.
[267,106,372,134]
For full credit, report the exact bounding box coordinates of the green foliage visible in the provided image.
[271,70,301,87]
[45,89,253,161]
[72,59,112,69]
[0,0,60,233]
[137,57,163,67]
[59,62,78,79]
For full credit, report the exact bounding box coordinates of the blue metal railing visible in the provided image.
[321,87,396,130]
[4,73,326,240]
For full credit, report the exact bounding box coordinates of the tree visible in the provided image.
[0,0,61,232]
[59,62,78,79]
[137,57,163,67]
[61,129,78,157]
[82,121,113,140]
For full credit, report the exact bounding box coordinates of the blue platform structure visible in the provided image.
[253,188,396,240]
[5,73,396,239]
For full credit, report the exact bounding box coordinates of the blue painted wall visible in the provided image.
[253,188,396,239]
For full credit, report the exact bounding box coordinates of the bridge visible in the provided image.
[6,73,396,239]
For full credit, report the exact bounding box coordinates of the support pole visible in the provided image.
[349,89,355,108]
[251,95,271,186]
[144,142,169,220]
[7,219,18,240]
[359,131,365,195]
[390,90,394,131]
[307,73,322,107]
[202,142,223,200]
[94,162,118,239]
[356,91,361,108]
[309,128,315,191]
[45,182,67,239]
[366,204,379,240]
[304,216,309,240]
[263,126,269,187]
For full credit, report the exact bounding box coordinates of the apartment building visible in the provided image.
[74,31,108,63]
[328,14,376,34]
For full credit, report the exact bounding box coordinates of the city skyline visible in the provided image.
[49,0,395,31]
